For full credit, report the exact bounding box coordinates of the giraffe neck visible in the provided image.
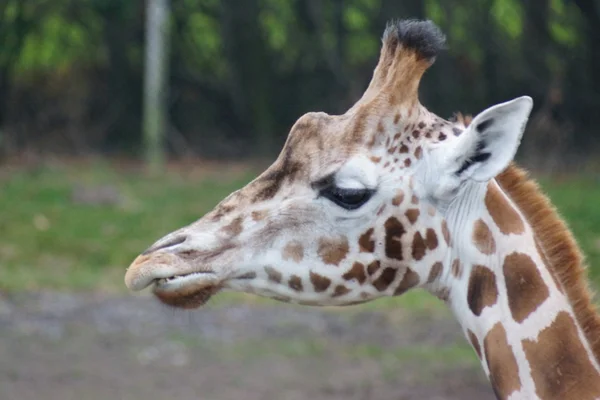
[441,178,600,399]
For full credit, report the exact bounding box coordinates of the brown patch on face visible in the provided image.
[414,146,422,159]
[359,228,375,252]
[412,231,426,261]
[309,271,331,292]
[370,156,381,164]
[484,323,522,399]
[473,219,496,255]
[288,275,303,291]
[377,204,387,216]
[251,210,268,221]
[522,311,600,399]
[503,252,550,323]
[264,266,282,283]
[438,132,447,141]
[404,158,412,167]
[425,228,438,250]
[441,220,450,245]
[485,183,525,235]
[394,268,420,295]
[399,144,409,153]
[393,113,400,124]
[317,237,349,265]
[367,260,381,276]
[405,209,420,224]
[451,259,462,278]
[210,204,235,222]
[283,241,304,262]
[253,153,302,203]
[343,262,367,284]
[332,285,351,297]
[222,216,244,236]
[467,265,498,316]
[384,217,406,260]
[427,262,443,283]
[467,330,482,359]
[535,238,563,293]
[373,267,397,291]
[392,190,405,206]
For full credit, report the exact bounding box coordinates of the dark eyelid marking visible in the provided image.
[311,173,335,191]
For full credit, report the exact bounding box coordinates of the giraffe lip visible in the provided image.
[153,271,218,289]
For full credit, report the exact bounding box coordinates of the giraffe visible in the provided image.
[124,19,600,399]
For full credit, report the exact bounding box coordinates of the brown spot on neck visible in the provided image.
[425,228,438,250]
[367,260,381,276]
[484,323,522,399]
[467,265,498,316]
[503,252,550,323]
[283,241,304,262]
[359,228,375,252]
[392,190,405,206]
[522,311,600,399]
[496,164,600,363]
[405,208,420,224]
[384,217,406,260]
[485,183,525,235]
[373,267,397,291]
[427,262,442,283]
[317,236,349,265]
[451,259,462,278]
[441,220,451,245]
[473,219,496,255]
[394,268,420,295]
[411,231,426,261]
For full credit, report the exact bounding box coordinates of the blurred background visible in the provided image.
[0,1,599,399]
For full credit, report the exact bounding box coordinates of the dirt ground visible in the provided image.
[0,291,494,400]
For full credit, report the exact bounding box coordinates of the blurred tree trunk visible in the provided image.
[143,0,170,172]
[221,0,275,156]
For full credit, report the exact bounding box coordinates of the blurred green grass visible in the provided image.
[1,161,599,309]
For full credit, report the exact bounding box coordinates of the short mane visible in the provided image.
[496,163,600,361]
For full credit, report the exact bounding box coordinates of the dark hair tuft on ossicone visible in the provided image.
[383,19,447,61]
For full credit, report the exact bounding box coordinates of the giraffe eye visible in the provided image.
[320,186,374,210]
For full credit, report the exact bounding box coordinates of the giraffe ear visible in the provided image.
[447,96,533,182]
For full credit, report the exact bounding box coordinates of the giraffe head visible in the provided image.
[124,20,533,309]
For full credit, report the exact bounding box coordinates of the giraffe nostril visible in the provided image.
[141,235,188,255]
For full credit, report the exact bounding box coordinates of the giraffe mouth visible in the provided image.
[151,271,222,309]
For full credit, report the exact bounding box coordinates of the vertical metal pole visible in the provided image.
[143,0,170,173]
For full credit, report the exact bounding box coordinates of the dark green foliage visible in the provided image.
[0,0,598,162]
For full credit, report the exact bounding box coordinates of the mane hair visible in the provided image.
[496,163,600,361]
